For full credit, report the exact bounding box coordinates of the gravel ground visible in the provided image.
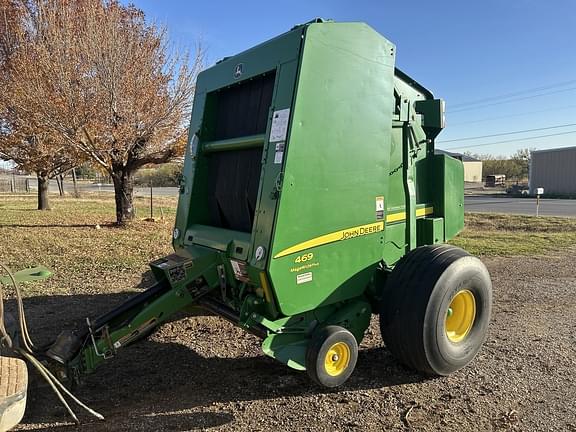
[11,250,576,432]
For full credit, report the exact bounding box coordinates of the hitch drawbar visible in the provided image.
[0,356,28,432]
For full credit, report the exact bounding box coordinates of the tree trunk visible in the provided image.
[111,168,135,224]
[55,175,64,196]
[71,168,80,198]
[37,173,51,210]
[59,174,65,196]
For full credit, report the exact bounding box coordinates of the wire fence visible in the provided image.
[0,175,179,203]
[0,176,32,193]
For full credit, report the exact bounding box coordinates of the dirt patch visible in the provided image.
[8,250,576,432]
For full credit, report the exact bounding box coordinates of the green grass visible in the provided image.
[451,213,576,256]
[1,195,575,298]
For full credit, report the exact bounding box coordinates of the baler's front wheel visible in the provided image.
[305,325,358,388]
[379,245,492,376]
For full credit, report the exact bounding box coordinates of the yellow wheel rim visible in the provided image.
[445,289,476,343]
[324,342,351,376]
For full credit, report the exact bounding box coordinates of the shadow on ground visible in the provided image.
[6,291,428,431]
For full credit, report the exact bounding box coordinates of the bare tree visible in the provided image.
[4,0,202,223]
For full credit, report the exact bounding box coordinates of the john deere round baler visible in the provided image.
[2,19,492,424]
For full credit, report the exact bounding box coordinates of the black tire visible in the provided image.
[305,325,358,388]
[379,244,492,376]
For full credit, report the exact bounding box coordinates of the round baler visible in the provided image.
[1,19,492,426]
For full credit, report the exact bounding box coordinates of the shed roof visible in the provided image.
[531,145,576,155]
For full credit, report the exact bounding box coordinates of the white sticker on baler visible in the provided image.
[296,272,313,284]
[274,142,285,164]
[230,260,241,275]
[376,196,384,220]
[270,109,290,142]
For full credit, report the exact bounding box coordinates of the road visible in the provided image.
[20,177,576,217]
[465,196,576,217]
[78,187,576,217]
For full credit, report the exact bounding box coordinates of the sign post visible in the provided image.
[535,187,544,217]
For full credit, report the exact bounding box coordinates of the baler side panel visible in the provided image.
[432,154,465,240]
[269,23,396,316]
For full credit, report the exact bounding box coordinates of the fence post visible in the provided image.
[150,180,154,220]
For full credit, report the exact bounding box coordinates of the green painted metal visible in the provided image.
[185,224,251,260]
[202,134,265,153]
[431,154,465,240]
[417,217,445,246]
[62,20,466,377]
[172,26,305,252]
[0,266,52,285]
[76,285,197,374]
[67,249,222,375]
[260,297,371,370]
[269,23,396,317]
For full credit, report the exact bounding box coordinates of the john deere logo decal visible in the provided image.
[233,63,244,79]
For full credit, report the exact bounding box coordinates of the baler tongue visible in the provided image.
[0,356,28,432]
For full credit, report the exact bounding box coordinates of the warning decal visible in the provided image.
[296,272,313,285]
[270,109,290,142]
[376,196,384,220]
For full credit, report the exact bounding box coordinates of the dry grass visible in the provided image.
[0,194,177,297]
[451,213,576,256]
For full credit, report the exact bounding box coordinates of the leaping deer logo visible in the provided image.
[233,63,244,79]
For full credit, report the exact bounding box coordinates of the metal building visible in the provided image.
[529,146,576,195]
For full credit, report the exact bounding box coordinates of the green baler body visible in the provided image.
[168,20,464,367]
[173,21,462,309]
[70,21,464,375]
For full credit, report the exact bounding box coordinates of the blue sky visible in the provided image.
[132,0,576,156]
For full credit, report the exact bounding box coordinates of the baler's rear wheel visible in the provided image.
[305,325,358,388]
[379,245,492,376]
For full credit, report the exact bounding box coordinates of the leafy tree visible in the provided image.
[0,0,82,209]
[4,0,203,223]
[0,124,80,209]
[510,148,534,180]
[465,148,533,181]
[74,162,99,179]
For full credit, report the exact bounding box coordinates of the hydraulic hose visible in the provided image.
[0,263,35,353]
[0,262,104,423]
[0,272,12,350]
